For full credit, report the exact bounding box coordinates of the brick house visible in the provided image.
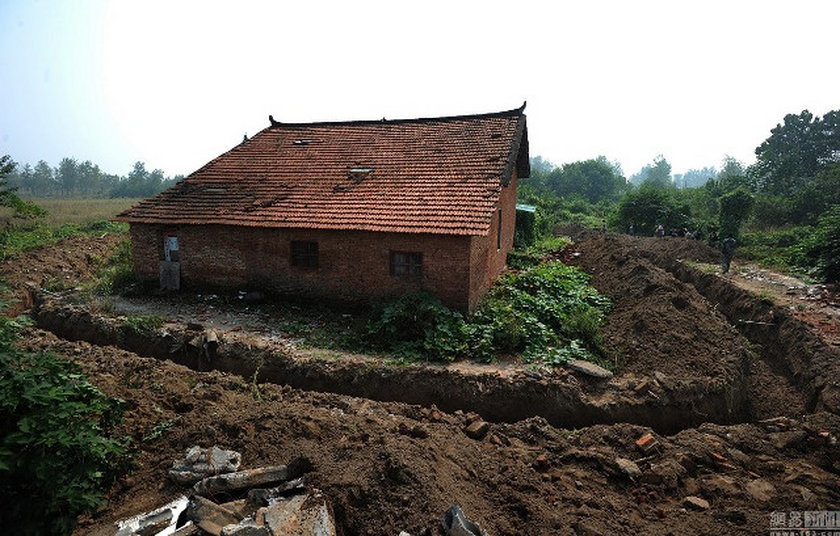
[114,105,529,311]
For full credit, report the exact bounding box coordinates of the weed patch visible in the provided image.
[121,314,165,336]
[365,261,611,367]
[0,315,129,534]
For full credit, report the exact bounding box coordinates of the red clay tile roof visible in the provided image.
[115,105,529,236]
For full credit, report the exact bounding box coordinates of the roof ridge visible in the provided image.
[268,102,526,128]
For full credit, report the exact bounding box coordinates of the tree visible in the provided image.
[31,160,56,196]
[56,157,80,196]
[677,166,717,189]
[629,155,673,188]
[613,183,690,235]
[545,156,626,203]
[799,205,840,283]
[0,155,44,221]
[754,109,840,195]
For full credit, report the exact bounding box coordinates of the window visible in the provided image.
[497,209,502,250]
[390,251,422,277]
[291,241,318,267]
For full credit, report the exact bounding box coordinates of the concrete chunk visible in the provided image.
[195,466,292,496]
[682,496,710,510]
[614,457,641,479]
[185,496,241,536]
[263,491,336,536]
[170,445,242,485]
[566,360,613,379]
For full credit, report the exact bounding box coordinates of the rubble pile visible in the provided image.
[115,447,332,536]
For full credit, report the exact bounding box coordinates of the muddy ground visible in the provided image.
[5,232,840,535]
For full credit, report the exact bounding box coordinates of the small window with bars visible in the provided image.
[390,251,422,277]
[291,241,318,267]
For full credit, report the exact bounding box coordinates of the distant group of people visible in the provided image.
[620,222,737,274]
[651,224,705,240]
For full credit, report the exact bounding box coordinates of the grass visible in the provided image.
[0,198,135,261]
[3,198,140,226]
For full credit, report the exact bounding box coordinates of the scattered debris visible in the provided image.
[194,460,309,496]
[115,496,189,536]
[635,433,661,454]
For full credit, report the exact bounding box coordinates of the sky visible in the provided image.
[1,0,839,179]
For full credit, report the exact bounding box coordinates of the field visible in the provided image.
[0,198,134,262]
[1,210,839,535]
[1,197,140,226]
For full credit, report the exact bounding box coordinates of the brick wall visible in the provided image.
[467,170,518,310]
[129,223,476,310]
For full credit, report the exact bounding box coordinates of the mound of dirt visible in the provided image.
[18,330,840,536]
[0,233,122,314]
[569,233,747,380]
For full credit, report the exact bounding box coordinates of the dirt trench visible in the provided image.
[567,229,840,422]
[35,297,750,435]
[661,258,840,416]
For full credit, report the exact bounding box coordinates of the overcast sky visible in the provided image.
[1,0,838,179]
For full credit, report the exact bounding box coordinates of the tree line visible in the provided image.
[4,158,183,199]
[521,108,840,282]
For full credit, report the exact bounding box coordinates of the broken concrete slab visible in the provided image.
[566,359,613,379]
[170,445,242,485]
[185,496,241,536]
[194,464,297,496]
[115,495,189,536]
[262,490,336,536]
[246,477,307,508]
[220,519,270,536]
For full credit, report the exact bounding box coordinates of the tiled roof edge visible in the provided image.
[267,102,527,128]
[111,217,491,236]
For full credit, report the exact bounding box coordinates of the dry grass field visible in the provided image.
[14,198,140,225]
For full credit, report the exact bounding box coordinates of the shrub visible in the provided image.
[365,262,610,367]
[471,262,610,362]
[798,205,840,283]
[613,184,690,236]
[719,187,754,239]
[0,316,128,535]
[365,291,467,361]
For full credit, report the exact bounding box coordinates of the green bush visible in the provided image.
[507,235,572,270]
[471,262,610,363]
[365,261,611,366]
[613,184,690,236]
[719,187,754,239]
[798,205,840,282]
[0,316,128,535]
[365,291,467,361]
